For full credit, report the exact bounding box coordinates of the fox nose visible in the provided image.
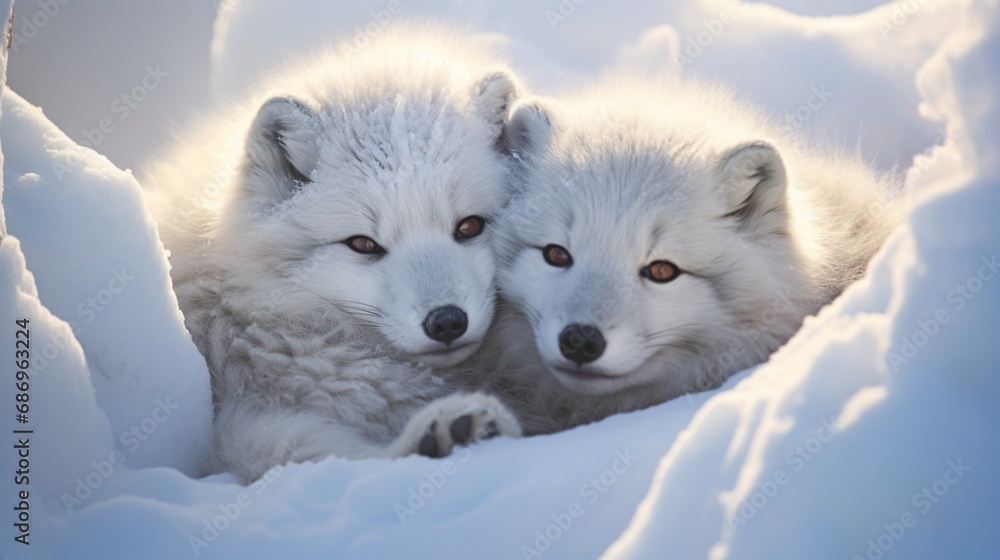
[423,306,468,344]
[559,324,606,364]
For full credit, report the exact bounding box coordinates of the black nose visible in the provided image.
[559,324,606,364]
[423,306,468,344]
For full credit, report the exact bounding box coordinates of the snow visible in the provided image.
[0,236,114,503]
[1,0,998,559]
[0,89,213,478]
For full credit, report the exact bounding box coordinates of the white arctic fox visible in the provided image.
[491,78,901,433]
[145,25,522,481]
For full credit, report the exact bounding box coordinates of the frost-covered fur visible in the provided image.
[490,78,901,434]
[144,25,523,481]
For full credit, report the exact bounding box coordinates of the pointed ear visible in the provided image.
[717,142,788,235]
[243,96,320,204]
[501,99,553,159]
[469,70,520,133]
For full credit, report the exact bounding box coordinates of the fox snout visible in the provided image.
[423,305,469,344]
[558,323,606,364]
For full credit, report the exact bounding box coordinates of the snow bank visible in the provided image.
[606,2,1000,558]
[1,89,213,479]
[0,236,114,544]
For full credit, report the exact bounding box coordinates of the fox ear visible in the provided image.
[717,142,788,235]
[502,99,553,159]
[470,70,520,133]
[243,96,320,204]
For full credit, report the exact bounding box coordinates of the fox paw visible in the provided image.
[396,393,521,458]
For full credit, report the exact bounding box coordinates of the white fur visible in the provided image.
[144,23,523,481]
[489,77,902,433]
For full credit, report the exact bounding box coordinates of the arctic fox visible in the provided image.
[144,25,522,481]
[492,78,901,433]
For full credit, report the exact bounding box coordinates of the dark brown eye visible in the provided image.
[543,244,572,268]
[641,260,680,283]
[346,236,385,255]
[455,216,486,240]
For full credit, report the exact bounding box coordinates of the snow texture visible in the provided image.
[1,0,998,559]
[0,89,213,478]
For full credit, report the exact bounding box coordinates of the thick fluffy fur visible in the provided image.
[490,78,901,434]
[144,24,523,481]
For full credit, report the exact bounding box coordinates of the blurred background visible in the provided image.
[7,0,943,176]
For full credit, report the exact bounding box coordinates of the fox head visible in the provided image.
[214,69,520,368]
[497,90,816,398]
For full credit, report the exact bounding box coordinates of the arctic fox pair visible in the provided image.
[148,24,897,479]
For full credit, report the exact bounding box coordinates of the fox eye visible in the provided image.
[455,216,486,240]
[346,236,386,255]
[641,260,680,283]
[543,244,573,267]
